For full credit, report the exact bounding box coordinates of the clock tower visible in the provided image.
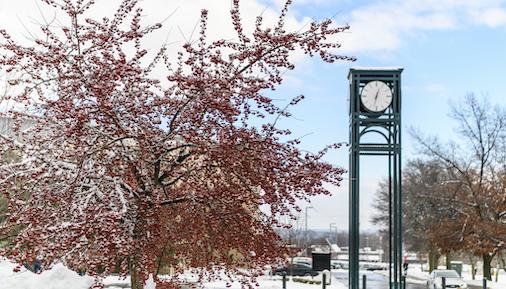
[348,67,404,289]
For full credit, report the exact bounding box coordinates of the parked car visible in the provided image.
[340,262,349,270]
[293,260,312,267]
[364,263,385,271]
[274,263,319,277]
[426,269,467,289]
[330,260,342,269]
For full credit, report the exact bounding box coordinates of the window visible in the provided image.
[435,271,459,279]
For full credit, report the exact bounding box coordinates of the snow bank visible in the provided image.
[406,266,429,284]
[463,273,506,289]
[201,275,347,289]
[0,258,95,289]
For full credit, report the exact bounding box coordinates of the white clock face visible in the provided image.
[360,81,393,112]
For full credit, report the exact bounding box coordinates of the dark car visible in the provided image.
[24,260,42,273]
[274,263,319,277]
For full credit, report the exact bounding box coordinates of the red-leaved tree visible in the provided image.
[0,0,352,288]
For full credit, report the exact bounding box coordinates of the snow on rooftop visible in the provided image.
[350,66,404,71]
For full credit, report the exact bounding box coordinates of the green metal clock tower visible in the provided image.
[348,67,404,289]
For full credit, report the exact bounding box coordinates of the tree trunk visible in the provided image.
[445,252,451,269]
[495,262,499,282]
[130,256,144,289]
[470,257,476,280]
[499,255,506,281]
[429,249,440,272]
[483,253,494,281]
[130,207,146,289]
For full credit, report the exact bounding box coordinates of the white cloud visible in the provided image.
[268,0,349,8]
[335,0,506,53]
[3,0,506,62]
[425,84,448,95]
[471,8,506,27]
[338,2,457,53]
[0,0,310,57]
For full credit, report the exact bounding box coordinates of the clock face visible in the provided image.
[360,81,393,112]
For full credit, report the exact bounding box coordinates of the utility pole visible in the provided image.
[329,223,337,257]
[329,223,338,245]
[329,223,336,243]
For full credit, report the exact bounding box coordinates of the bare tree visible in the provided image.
[411,93,506,280]
[372,159,458,271]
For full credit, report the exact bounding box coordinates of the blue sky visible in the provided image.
[2,0,506,232]
[255,0,506,231]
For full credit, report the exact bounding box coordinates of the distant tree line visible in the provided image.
[278,226,383,251]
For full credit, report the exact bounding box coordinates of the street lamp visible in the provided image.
[305,206,314,247]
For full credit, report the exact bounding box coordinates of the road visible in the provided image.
[332,270,426,289]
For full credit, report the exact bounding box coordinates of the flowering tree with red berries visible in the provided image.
[0,0,352,288]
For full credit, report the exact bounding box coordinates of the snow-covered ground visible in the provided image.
[461,270,506,289]
[0,258,346,289]
[10,255,506,289]
[465,277,506,289]
[202,275,346,289]
[405,266,429,284]
[401,264,506,289]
